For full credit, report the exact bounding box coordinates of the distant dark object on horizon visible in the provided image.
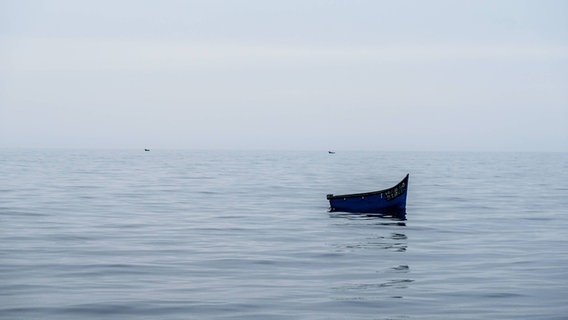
[144,149,150,151]
[327,174,409,220]
[328,151,335,154]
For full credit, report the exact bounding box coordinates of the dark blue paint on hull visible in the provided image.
[327,174,409,220]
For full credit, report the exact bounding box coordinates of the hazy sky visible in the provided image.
[1,0,567,151]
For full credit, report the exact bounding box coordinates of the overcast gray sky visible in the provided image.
[1,0,567,151]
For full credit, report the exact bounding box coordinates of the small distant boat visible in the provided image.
[144,149,150,151]
[327,174,409,219]
[328,151,336,154]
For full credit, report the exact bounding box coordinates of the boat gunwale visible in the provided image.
[327,174,409,200]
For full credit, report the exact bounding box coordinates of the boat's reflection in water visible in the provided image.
[328,211,412,302]
[329,211,406,225]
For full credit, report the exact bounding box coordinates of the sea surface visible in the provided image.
[1,150,567,320]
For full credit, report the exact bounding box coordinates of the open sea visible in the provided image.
[1,149,567,320]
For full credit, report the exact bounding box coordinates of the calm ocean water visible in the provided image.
[1,149,567,320]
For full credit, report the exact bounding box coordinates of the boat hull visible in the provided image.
[327,174,408,219]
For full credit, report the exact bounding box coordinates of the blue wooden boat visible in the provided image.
[327,174,409,219]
